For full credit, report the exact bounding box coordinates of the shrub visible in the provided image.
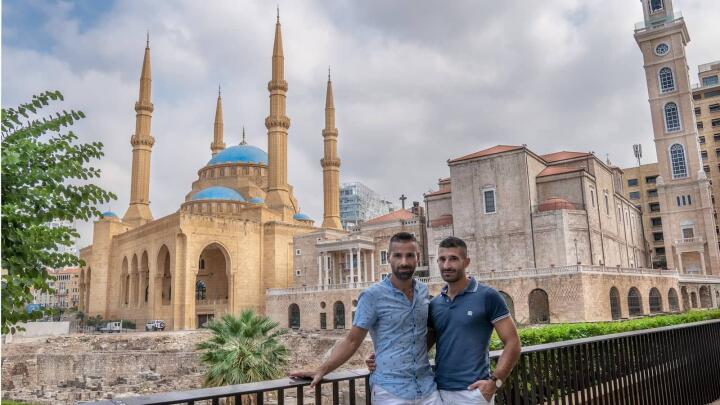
[490,309,720,350]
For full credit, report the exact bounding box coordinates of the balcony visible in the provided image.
[675,236,705,246]
[634,11,683,32]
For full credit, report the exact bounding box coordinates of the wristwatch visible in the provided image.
[490,373,503,388]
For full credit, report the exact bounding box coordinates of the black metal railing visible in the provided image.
[88,319,720,405]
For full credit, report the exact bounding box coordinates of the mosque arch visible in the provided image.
[121,257,130,306]
[668,288,680,312]
[610,287,622,320]
[699,286,712,308]
[528,289,550,324]
[195,242,231,328]
[156,245,172,306]
[141,251,150,305]
[334,301,346,329]
[498,291,515,320]
[649,287,663,313]
[131,254,139,307]
[288,304,301,329]
[628,287,643,316]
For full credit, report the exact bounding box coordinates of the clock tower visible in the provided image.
[634,0,720,275]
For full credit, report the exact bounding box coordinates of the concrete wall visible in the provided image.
[4,322,70,343]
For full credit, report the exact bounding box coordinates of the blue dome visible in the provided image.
[249,197,264,204]
[101,211,118,218]
[191,186,246,202]
[293,213,313,221]
[207,145,268,166]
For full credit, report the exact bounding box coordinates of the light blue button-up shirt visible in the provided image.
[353,277,436,400]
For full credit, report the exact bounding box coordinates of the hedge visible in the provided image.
[489,309,720,351]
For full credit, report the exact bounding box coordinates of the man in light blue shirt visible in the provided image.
[290,232,441,404]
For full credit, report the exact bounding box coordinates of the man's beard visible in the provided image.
[440,268,464,282]
[392,265,415,280]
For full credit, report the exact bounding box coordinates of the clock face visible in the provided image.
[655,43,670,56]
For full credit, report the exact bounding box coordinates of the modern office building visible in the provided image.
[339,182,395,229]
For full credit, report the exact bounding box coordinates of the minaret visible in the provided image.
[634,0,720,275]
[123,34,155,227]
[321,69,342,230]
[264,10,294,215]
[210,86,226,156]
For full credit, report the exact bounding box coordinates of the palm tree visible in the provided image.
[196,310,290,387]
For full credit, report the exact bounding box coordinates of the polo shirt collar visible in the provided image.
[441,276,478,297]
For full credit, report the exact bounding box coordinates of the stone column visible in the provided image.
[677,253,684,274]
[324,254,329,286]
[349,249,355,285]
[357,247,363,283]
[317,255,322,287]
[371,251,376,282]
[700,251,707,275]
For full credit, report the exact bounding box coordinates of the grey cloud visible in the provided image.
[2,0,718,247]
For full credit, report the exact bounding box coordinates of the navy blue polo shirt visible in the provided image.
[429,277,510,391]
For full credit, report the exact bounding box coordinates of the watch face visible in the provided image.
[655,43,670,56]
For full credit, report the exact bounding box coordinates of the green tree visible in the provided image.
[1,91,116,334]
[196,310,290,387]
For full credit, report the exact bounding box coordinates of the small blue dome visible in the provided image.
[249,197,264,204]
[101,211,118,218]
[191,186,246,202]
[207,145,268,166]
[293,213,313,221]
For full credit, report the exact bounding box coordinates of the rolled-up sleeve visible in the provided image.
[485,289,511,324]
[352,290,377,330]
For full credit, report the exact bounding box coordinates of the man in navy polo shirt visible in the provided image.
[290,232,442,404]
[430,236,521,404]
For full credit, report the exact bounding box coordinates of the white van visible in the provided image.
[145,320,165,331]
[100,321,122,333]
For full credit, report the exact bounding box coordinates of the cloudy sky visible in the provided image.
[3,0,719,247]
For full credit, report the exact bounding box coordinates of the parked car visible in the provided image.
[100,321,122,333]
[145,320,165,331]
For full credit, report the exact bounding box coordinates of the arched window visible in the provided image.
[670,144,688,178]
[650,0,663,12]
[699,286,712,308]
[690,292,698,308]
[610,287,622,320]
[195,280,207,301]
[288,304,300,329]
[333,301,346,329]
[668,288,680,312]
[659,67,675,92]
[664,102,681,132]
[649,288,663,313]
[628,287,643,316]
[528,289,550,324]
[499,291,515,320]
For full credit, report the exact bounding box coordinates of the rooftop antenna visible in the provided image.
[633,144,643,167]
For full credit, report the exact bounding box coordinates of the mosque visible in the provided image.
[78,14,343,330]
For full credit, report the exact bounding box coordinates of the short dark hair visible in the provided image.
[389,232,417,252]
[439,236,468,257]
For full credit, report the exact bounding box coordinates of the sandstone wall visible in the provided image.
[1,330,373,404]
